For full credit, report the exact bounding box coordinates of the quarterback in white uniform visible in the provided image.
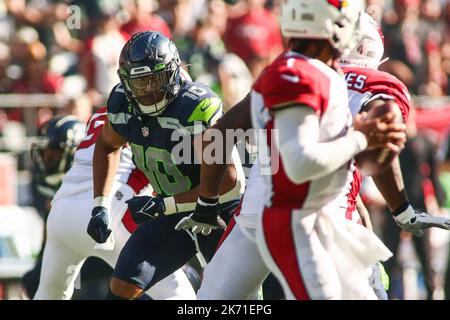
[34,108,195,300]
[179,0,410,300]
[192,8,450,300]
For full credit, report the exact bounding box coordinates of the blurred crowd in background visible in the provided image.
[1,0,450,300]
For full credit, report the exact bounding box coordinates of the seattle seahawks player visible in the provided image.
[87,31,245,299]
[34,109,196,300]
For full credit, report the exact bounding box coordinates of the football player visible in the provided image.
[22,115,86,298]
[33,111,196,300]
[340,12,450,237]
[87,31,245,299]
[339,11,450,299]
[177,0,407,300]
[187,9,450,301]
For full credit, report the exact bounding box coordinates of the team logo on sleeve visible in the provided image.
[142,126,150,137]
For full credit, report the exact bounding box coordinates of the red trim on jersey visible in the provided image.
[122,169,150,233]
[122,209,138,234]
[216,192,246,251]
[345,167,362,221]
[262,207,310,300]
[126,168,149,194]
[77,108,107,150]
[232,192,245,217]
[215,215,237,252]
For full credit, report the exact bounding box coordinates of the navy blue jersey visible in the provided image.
[107,81,223,197]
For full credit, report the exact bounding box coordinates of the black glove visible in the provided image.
[175,196,226,235]
[87,206,112,243]
[126,196,166,224]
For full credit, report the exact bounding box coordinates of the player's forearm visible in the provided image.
[196,127,229,198]
[215,93,252,131]
[173,185,199,204]
[372,157,407,212]
[93,136,122,199]
[356,194,373,231]
[199,149,243,196]
[197,96,250,198]
[199,163,227,198]
[174,163,241,204]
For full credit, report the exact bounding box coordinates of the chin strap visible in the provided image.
[137,97,169,116]
[375,57,389,69]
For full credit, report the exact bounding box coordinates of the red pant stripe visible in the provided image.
[262,208,310,300]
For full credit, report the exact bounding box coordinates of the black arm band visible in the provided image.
[198,195,219,206]
[391,201,410,217]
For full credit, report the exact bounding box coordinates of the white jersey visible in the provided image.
[53,108,146,201]
[252,52,355,213]
[235,53,361,230]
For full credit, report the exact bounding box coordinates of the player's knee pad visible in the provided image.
[114,261,157,292]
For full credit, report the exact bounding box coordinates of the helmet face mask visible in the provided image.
[339,12,385,69]
[118,32,182,116]
[121,68,173,114]
[36,147,64,178]
[32,115,85,195]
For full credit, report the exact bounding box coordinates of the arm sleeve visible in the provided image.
[275,107,368,184]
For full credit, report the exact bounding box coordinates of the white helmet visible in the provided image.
[280,0,365,56]
[339,12,384,69]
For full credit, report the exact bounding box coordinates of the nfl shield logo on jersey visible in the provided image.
[142,126,150,137]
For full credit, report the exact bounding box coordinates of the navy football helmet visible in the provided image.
[118,31,182,116]
[32,115,85,197]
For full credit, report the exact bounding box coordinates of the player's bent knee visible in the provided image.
[110,277,144,299]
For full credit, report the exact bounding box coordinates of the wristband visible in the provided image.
[176,201,197,213]
[94,196,110,210]
[393,204,415,225]
[391,201,410,217]
[163,196,178,215]
[198,195,219,206]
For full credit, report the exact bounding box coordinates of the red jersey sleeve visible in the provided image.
[253,60,323,114]
[77,108,107,150]
[365,71,411,122]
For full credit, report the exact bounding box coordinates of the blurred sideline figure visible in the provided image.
[22,115,85,298]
